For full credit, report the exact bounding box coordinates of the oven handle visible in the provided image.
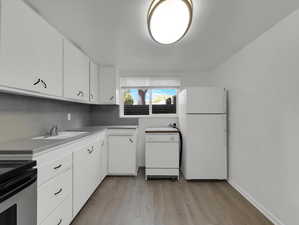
[0,169,37,203]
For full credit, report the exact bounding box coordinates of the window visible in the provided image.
[151,89,177,114]
[123,88,150,115]
[119,76,180,117]
[121,88,178,117]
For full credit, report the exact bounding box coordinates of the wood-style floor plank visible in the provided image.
[71,172,273,225]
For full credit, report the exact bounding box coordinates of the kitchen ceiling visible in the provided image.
[25,0,299,72]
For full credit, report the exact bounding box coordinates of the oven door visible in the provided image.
[0,173,37,225]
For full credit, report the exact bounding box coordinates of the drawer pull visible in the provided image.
[77,91,84,97]
[87,148,94,154]
[53,164,62,170]
[129,138,134,143]
[54,188,63,196]
[41,80,47,88]
[57,219,62,225]
[110,96,114,101]
[33,78,41,86]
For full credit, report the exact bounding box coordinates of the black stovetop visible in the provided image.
[0,160,36,184]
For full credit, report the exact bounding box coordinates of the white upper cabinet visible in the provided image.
[98,66,119,104]
[0,0,63,96]
[89,60,98,103]
[63,39,89,101]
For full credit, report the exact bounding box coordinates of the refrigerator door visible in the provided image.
[186,87,226,114]
[184,114,227,180]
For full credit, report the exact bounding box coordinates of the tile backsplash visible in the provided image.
[0,93,91,143]
[90,105,138,126]
[0,93,139,144]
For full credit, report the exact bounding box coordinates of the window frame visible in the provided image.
[120,87,179,118]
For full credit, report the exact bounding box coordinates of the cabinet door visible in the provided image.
[73,147,90,216]
[98,66,118,104]
[0,0,63,96]
[91,142,102,188]
[63,39,89,101]
[108,135,136,175]
[100,138,108,180]
[73,142,100,216]
[89,61,98,103]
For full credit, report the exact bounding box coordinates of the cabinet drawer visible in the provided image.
[38,169,72,224]
[40,196,72,225]
[38,154,72,186]
[145,134,179,143]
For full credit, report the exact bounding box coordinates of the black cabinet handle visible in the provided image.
[41,80,47,88]
[54,188,62,196]
[33,79,41,86]
[53,164,62,170]
[110,96,114,101]
[129,138,134,143]
[57,219,62,225]
[87,148,94,154]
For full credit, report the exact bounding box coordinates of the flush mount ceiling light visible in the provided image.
[147,0,193,45]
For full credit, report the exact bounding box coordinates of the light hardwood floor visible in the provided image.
[71,172,273,225]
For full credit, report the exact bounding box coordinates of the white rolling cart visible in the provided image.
[145,128,180,180]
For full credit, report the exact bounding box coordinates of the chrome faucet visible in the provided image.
[49,125,59,136]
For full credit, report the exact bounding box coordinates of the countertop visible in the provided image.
[145,127,179,133]
[0,125,138,155]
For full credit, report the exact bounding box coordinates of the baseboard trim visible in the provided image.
[228,179,285,225]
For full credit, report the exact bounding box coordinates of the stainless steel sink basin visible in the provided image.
[32,131,88,140]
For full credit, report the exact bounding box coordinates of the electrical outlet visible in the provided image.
[67,113,71,121]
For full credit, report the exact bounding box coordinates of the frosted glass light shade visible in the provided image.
[148,0,193,44]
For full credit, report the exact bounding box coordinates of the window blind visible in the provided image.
[120,77,181,88]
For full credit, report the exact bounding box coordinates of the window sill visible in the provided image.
[120,114,178,119]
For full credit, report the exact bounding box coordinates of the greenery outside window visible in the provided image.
[121,88,177,117]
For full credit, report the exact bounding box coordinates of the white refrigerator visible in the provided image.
[178,87,227,180]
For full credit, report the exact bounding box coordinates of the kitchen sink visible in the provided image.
[32,131,88,140]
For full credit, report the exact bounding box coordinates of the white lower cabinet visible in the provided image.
[34,132,107,225]
[37,154,72,187]
[40,196,72,225]
[100,138,108,180]
[73,134,106,217]
[73,143,98,216]
[108,129,137,176]
[22,129,136,225]
[38,169,72,224]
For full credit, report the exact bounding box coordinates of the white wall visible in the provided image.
[207,9,299,225]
